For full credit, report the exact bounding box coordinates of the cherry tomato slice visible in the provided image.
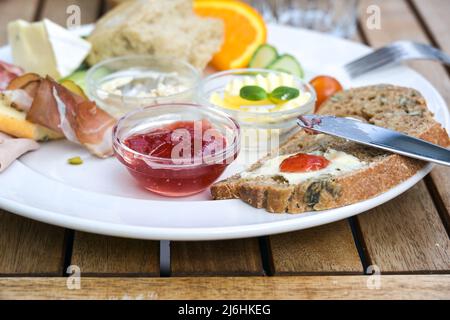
[309,75,343,112]
[279,153,330,173]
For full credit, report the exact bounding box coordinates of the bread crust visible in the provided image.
[210,85,450,213]
[211,155,422,213]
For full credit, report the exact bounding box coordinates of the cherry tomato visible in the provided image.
[309,75,343,112]
[279,153,330,173]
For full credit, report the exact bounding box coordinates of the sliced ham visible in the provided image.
[26,78,63,133]
[7,74,116,158]
[0,61,24,90]
[0,89,34,112]
[68,101,115,157]
[52,81,116,157]
[5,73,41,112]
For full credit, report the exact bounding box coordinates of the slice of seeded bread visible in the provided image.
[210,84,450,213]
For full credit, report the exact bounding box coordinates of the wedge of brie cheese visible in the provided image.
[8,19,91,79]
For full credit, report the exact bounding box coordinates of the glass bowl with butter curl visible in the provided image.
[197,68,316,152]
[86,55,200,119]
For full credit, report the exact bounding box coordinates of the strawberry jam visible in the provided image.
[116,120,236,197]
[279,153,330,173]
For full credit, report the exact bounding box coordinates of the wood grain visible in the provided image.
[70,232,159,276]
[358,0,450,107]
[411,0,450,53]
[270,220,363,274]
[0,211,66,275]
[355,0,450,272]
[171,239,264,276]
[359,0,450,229]
[0,0,67,276]
[0,0,40,45]
[39,0,102,25]
[37,0,161,277]
[357,182,450,272]
[0,0,446,294]
[409,0,450,231]
[0,275,449,299]
[267,20,364,276]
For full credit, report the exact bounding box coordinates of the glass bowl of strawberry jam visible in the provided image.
[113,103,240,197]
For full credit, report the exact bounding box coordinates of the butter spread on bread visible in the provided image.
[241,149,366,184]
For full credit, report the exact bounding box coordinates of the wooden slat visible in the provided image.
[360,0,450,228]
[39,0,102,25]
[357,182,450,272]
[270,220,363,274]
[268,24,364,276]
[0,275,449,299]
[37,0,160,276]
[411,0,450,53]
[355,0,450,272]
[358,0,450,106]
[104,0,118,13]
[70,232,159,276]
[171,239,264,276]
[0,211,66,275]
[409,0,450,230]
[0,0,40,45]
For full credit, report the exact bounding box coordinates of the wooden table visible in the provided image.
[0,0,449,300]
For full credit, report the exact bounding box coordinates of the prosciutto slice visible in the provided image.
[4,73,41,112]
[7,74,116,158]
[0,89,34,112]
[0,60,24,90]
[26,78,62,132]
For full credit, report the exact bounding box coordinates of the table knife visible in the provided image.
[297,115,450,167]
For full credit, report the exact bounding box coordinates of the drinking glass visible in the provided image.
[244,0,360,38]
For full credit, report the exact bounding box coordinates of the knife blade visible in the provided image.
[297,115,450,167]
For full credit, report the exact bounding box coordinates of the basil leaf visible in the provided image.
[269,86,300,103]
[240,85,268,101]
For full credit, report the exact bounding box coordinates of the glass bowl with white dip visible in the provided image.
[86,55,200,118]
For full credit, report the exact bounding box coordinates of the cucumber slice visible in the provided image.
[60,70,88,92]
[249,44,278,68]
[267,54,304,78]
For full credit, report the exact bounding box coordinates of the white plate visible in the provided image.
[0,24,448,240]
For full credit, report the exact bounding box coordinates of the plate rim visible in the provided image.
[0,24,446,240]
[0,163,433,240]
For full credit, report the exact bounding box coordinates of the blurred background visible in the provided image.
[108,0,360,38]
[0,0,364,45]
[242,0,359,38]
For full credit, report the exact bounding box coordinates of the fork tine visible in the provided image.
[344,44,404,77]
[345,49,402,73]
[345,45,402,71]
[344,41,450,78]
[345,46,395,68]
[346,54,401,78]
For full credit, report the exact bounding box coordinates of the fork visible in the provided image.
[344,41,450,78]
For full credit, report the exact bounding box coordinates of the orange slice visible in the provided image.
[194,0,267,70]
